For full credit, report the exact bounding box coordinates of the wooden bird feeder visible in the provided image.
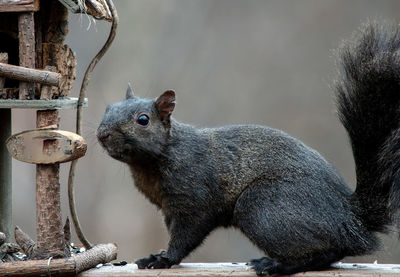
[0,0,117,275]
[2,2,400,277]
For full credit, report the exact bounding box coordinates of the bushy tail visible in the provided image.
[335,22,400,232]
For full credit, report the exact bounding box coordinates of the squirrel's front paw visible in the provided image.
[135,251,173,269]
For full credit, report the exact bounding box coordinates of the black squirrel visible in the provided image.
[97,23,400,275]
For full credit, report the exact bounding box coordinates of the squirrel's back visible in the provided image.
[198,124,346,195]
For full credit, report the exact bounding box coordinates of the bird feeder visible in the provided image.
[0,0,117,275]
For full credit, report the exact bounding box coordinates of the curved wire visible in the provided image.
[67,0,119,249]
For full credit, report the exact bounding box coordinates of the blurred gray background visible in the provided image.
[11,0,400,264]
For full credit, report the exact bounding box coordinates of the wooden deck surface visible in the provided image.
[78,262,400,277]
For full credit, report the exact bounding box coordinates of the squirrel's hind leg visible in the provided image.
[233,180,344,275]
[248,250,338,275]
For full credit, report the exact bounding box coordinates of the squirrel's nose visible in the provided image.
[97,129,111,144]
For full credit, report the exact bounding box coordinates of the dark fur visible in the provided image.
[335,23,400,231]
[97,23,400,275]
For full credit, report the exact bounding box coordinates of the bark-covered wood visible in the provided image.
[38,0,76,97]
[0,243,117,276]
[75,244,118,272]
[40,65,57,99]
[35,162,67,258]
[18,12,35,99]
[63,218,71,246]
[0,0,40,12]
[0,63,60,87]
[34,11,43,99]
[14,227,35,258]
[42,43,76,97]
[0,258,75,276]
[36,110,60,129]
[33,110,70,260]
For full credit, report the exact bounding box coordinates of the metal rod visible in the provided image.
[0,108,12,241]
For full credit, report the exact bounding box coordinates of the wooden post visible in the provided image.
[34,110,69,259]
[18,12,35,99]
[0,53,12,242]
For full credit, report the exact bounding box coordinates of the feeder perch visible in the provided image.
[6,129,87,164]
[0,0,117,275]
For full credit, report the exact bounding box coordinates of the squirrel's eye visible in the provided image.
[137,114,150,126]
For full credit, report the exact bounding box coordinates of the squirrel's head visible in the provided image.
[97,83,176,163]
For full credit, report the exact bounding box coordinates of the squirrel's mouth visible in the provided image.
[105,147,133,163]
[110,151,123,160]
[107,149,125,161]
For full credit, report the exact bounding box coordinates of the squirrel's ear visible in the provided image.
[155,90,175,122]
[126,83,135,99]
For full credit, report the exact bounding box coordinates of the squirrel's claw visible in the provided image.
[135,254,157,269]
[135,251,172,269]
[247,257,279,275]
